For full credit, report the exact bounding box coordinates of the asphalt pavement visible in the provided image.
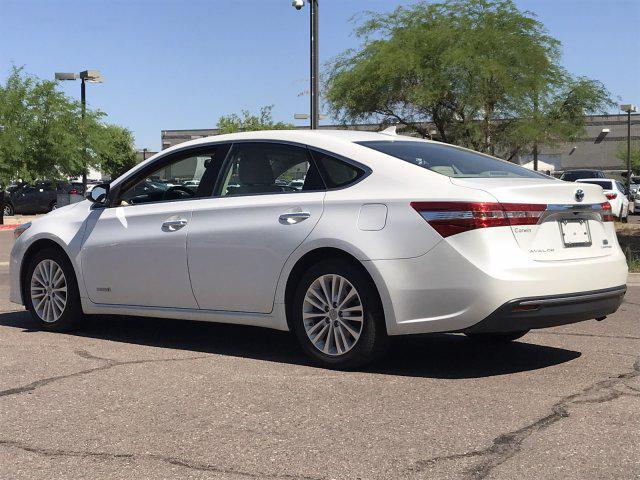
[0,230,638,479]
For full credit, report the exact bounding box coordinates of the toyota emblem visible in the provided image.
[575,189,585,202]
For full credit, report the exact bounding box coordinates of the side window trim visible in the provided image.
[107,143,231,207]
[307,146,372,190]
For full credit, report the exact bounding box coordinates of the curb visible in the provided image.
[628,272,640,287]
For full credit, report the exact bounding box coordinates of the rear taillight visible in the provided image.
[410,202,546,238]
[605,193,617,200]
[601,202,613,222]
[69,188,78,194]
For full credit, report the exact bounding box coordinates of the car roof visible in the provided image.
[160,129,429,153]
[575,178,613,185]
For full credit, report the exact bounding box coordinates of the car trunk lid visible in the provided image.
[450,178,616,261]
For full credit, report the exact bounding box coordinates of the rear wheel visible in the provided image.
[291,260,388,369]
[49,201,57,212]
[25,248,82,332]
[3,203,14,216]
[464,330,529,343]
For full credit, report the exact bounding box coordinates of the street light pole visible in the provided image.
[310,0,319,130]
[80,77,87,191]
[620,104,637,196]
[54,70,103,193]
[293,0,319,130]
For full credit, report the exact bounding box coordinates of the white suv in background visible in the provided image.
[576,179,630,222]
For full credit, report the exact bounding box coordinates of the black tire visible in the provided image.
[3,203,14,216]
[464,330,529,343]
[291,259,388,370]
[49,201,57,212]
[24,247,83,332]
[621,205,628,223]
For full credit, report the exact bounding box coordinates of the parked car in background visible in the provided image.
[3,180,80,216]
[560,169,606,182]
[10,130,628,369]
[288,179,305,190]
[576,178,630,221]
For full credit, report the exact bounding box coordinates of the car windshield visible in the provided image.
[356,140,546,179]
[577,180,613,189]
[561,171,600,181]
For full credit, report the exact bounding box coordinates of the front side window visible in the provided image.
[117,145,228,206]
[218,143,324,196]
[357,140,546,179]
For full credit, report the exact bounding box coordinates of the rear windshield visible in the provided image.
[356,140,545,179]
[577,180,613,189]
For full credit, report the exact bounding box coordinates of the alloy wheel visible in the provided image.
[30,259,67,323]
[302,274,364,356]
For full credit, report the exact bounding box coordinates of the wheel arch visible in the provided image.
[282,246,390,333]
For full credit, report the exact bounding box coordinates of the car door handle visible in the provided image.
[161,219,188,232]
[279,212,311,225]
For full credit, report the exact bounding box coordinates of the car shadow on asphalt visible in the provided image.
[0,311,581,379]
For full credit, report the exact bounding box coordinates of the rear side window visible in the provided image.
[218,143,325,197]
[357,140,545,179]
[311,150,366,188]
[578,180,613,189]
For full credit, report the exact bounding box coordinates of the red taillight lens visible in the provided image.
[69,188,78,194]
[601,202,613,222]
[605,192,617,200]
[410,202,546,238]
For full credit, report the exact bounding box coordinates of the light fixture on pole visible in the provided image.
[292,0,319,130]
[294,113,326,121]
[55,70,104,192]
[620,104,636,196]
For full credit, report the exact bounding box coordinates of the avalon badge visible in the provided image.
[575,189,585,202]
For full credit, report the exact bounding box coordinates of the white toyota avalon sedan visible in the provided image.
[10,130,628,369]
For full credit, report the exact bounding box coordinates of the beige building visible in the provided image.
[160,114,639,173]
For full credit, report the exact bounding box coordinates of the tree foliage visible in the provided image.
[616,144,640,173]
[89,124,137,180]
[216,105,292,134]
[325,0,613,159]
[0,66,136,184]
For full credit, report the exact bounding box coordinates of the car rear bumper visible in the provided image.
[366,228,628,336]
[461,285,626,333]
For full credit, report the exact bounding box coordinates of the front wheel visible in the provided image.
[291,260,388,370]
[464,330,529,343]
[3,203,14,216]
[49,201,57,212]
[25,248,83,332]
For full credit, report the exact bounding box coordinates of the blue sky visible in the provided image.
[1,0,639,151]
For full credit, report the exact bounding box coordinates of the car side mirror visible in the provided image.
[88,183,109,204]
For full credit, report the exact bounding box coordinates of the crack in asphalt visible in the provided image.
[0,349,208,398]
[0,348,323,479]
[0,438,323,480]
[533,330,640,341]
[407,357,640,480]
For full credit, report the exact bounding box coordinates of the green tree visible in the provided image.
[325,0,612,160]
[89,124,137,180]
[0,66,103,183]
[615,144,640,173]
[216,105,292,134]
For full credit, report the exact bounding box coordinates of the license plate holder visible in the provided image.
[559,219,592,248]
